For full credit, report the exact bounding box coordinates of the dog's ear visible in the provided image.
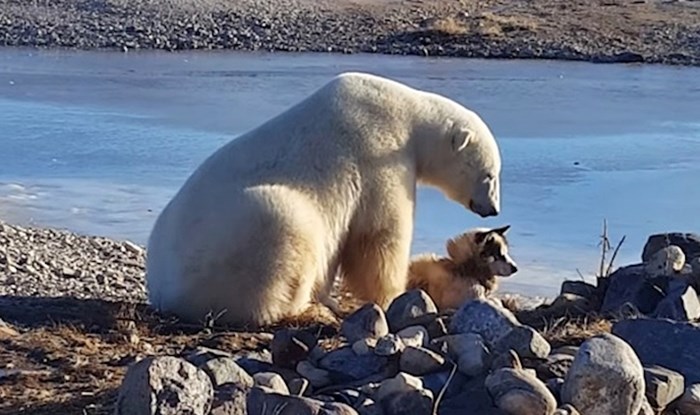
[474,230,490,245]
[451,127,475,153]
[492,225,511,236]
[446,238,461,259]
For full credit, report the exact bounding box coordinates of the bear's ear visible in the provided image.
[451,127,474,153]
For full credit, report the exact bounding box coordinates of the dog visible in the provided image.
[407,225,518,311]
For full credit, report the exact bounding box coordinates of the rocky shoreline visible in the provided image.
[0,0,699,66]
[1,219,700,414]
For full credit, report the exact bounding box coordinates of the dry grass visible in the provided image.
[540,314,612,349]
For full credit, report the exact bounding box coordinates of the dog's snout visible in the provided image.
[510,264,518,273]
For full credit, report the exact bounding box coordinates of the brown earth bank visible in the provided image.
[0,0,699,66]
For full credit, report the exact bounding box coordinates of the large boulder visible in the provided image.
[561,333,645,415]
[642,233,700,263]
[612,318,700,384]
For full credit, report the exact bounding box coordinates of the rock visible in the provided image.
[485,366,557,415]
[450,299,520,346]
[185,346,233,367]
[553,404,580,415]
[341,303,390,343]
[653,281,700,321]
[613,318,700,384]
[642,233,700,263]
[210,383,249,415]
[547,377,565,400]
[247,386,359,415]
[271,328,318,369]
[440,376,506,414]
[436,333,490,376]
[253,372,290,395]
[385,289,438,332]
[638,397,654,415]
[396,325,428,348]
[318,347,389,381]
[288,377,310,396]
[644,245,686,276]
[381,389,433,415]
[234,350,274,375]
[420,370,468,400]
[600,265,667,315]
[114,356,213,415]
[375,372,424,402]
[561,333,644,415]
[673,383,700,414]
[560,280,597,299]
[352,338,377,355]
[424,316,449,339]
[375,334,404,356]
[201,357,254,387]
[399,346,445,376]
[644,366,685,411]
[493,325,551,359]
[296,360,332,388]
[537,352,575,380]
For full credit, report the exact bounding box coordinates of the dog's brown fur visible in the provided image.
[407,225,518,311]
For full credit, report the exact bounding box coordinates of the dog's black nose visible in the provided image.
[511,264,518,273]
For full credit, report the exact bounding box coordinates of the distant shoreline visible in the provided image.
[0,0,698,67]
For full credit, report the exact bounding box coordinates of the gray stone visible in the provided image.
[381,389,433,415]
[561,333,645,415]
[561,280,597,299]
[288,377,310,396]
[385,289,438,332]
[644,245,686,277]
[601,264,667,315]
[296,360,332,388]
[341,303,390,343]
[210,383,249,415]
[493,324,551,359]
[114,356,213,415]
[437,333,490,376]
[201,357,253,388]
[439,377,506,414]
[673,383,700,414]
[399,346,445,376]
[638,397,654,415]
[234,349,274,375]
[547,377,565,401]
[653,281,700,321]
[375,334,404,356]
[449,299,520,346]
[537,352,575,380]
[396,325,428,348]
[318,347,389,381]
[643,365,685,410]
[247,386,359,415]
[553,404,580,415]
[271,328,318,369]
[420,370,468,400]
[355,397,384,415]
[253,372,289,395]
[613,318,700,384]
[424,316,449,339]
[375,372,425,403]
[185,346,233,367]
[485,367,557,415]
[642,233,700,263]
[352,338,377,355]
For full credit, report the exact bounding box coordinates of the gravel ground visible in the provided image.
[0,221,147,302]
[0,0,699,66]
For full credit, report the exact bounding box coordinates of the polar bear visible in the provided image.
[146,72,502,327]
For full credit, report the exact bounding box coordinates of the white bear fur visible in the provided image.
[146,72,503,327]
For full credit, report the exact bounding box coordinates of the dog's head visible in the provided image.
[447,225,518,277]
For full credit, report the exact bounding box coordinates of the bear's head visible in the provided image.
[423,108,502,218]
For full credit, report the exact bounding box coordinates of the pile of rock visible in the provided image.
[112,231,700,414]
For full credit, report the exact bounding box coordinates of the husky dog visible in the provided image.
[407,225,518,310]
